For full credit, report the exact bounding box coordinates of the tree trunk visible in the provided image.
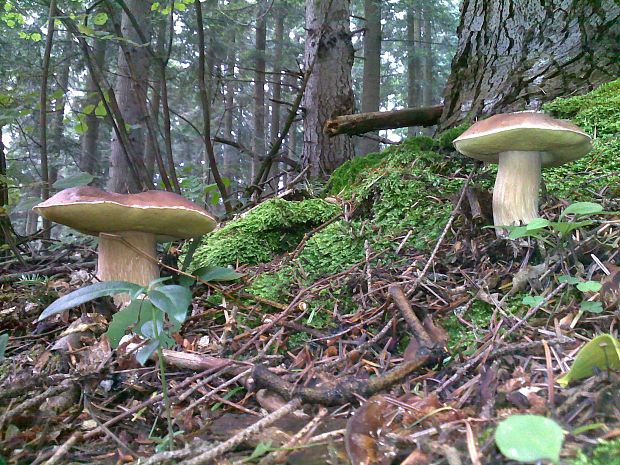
[422,7,432,106]
[107,0,151,194]
[440,0,620,130]
[268,8,286,193]
[252,14,267,182]
[223,28,236,184]
[406,4,422,137]
[358,0,382,156]
[301,0,355,177]
[49,33,71,188]
[80,25,107,178]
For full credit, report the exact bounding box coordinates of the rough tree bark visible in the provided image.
[107,0,151,194]
[301,0,355,178]
[358,0,381,156]
[439,0,620,130]
[252,12,267,182]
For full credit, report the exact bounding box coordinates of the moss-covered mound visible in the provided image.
[543,78,620,198]
[190,198,341,268]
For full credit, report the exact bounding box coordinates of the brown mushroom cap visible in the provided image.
[34,186,217,240]
[453,112,592,167]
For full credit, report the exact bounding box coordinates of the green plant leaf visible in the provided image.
[522,295,544,308]
[558,275,581,285]
[136,340,159,366]
[495,414,565,463]
[106,300,141,348]
[549,220,592,237]
[52,172,95,189]
[526,218,550,230]
[149,285,192,324]
[39,281,141,321]
[560,202,603,219]
[557,334,620,388]
[579,301,604,313]
[92,12,108,25]
[576,281,602,293]
[194,266,244,282]
[507,226,531,240]
[141,319,164,339]
[0,333,8,362]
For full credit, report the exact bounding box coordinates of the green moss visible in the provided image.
[443,300,493,353]
[325,151,387,196]
[436,121,471,150]
[571,439,620,465]
[543,78,620,199]
[191,198,341,268]
[297,220,366,279]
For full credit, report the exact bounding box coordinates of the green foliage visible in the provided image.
[190,198,341,269]
[495,414,565,463]
[543,78,620,199]
[297,221,366,279]
[557,334,620,388]
[443,300,493,353]
[571,439,620,465]
[324,151,387,196]
[436,121,470,150]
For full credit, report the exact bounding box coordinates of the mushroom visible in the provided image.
[453,112,592,229]
[34,186,217,291]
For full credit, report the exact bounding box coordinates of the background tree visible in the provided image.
[439,0,620,129]
[301,0,355,177]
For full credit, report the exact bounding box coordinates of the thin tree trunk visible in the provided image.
[49,33,71,188]
[252,13,267,183]
[80,26,107,177]
[223,29,236,184]
[301,0,355,177]
[406,4,421,138]
[268,8,285,193]
[359,0,381,156]
[439,0,620,130]
[143,20,167,180]
[422,8,432,106]
[194,0,232,213]
[107,0,151,194]
[39,0,57,238]
[284,119,297,188]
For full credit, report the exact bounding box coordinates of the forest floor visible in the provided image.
[1,82,619,465]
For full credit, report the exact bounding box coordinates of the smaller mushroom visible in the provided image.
[453,112,592,230]
[34,187,217,298]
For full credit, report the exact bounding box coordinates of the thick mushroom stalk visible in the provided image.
[97,231,159,287]
[493,151,541,227]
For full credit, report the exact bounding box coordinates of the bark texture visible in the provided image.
[358,0,381,156]
[302,0,355,178]
[406,4,422,137]
[440,0,620,130]
[107,0,151,194]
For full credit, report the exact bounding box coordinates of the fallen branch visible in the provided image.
[252,352,430,406]
[325,105,443,137]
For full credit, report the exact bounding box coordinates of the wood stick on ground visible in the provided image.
[252,352,430,406]
[389,285,435,349]
[325,105,443,137]
[139,399,302,465]
[42,432,82,465]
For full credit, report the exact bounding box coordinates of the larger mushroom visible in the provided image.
[453,112,592,228]
[34,186,217,289]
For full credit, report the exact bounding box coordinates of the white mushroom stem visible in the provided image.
[97,231,160,289]
[493,150,542,228]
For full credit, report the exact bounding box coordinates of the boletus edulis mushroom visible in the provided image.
[34,186,217,292]
[453,112,592,230]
